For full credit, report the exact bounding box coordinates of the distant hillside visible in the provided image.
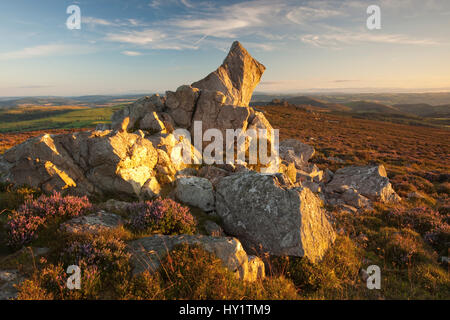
[343,101,402,114]
[252,94,450,128]
[0,94,148,109]
[252,96,351,112]
[308,92,450,106]
[285,96,351,112]
[0,97,80,109]
[393,103,450,117]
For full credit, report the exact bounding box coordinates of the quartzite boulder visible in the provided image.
[326,165,401,203]
[165,85,200,128]
[127,235,265,282]
[175,176,215,212]
[111,95,162,131]
[0,130,159,198]
[192,41,266,107]
[190,90,251,147]
[215,171,336,263]
[279,139,315,169]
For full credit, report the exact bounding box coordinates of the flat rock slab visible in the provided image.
[128,235,264,282]
[60,211,124,234]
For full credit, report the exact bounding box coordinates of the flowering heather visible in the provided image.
[58,233,131,294]
[127,198,196,235]
[17,259,101,300]
[60,234,130,274]
[424,223,450,254]
[6,192,92,248]
[387,207,449,254]
[387,207,443,235]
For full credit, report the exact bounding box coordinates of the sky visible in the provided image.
[0,0,449,97]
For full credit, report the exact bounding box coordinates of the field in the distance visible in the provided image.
[0,104,125,133]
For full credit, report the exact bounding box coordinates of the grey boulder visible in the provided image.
[175,176,215,212]
[326,165,401,203]
[215,171,335,263]
[127,235,265,282]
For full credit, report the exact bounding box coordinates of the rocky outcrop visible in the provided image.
[175,176,215,212]
[197,165,230,186]
[191,90,251,147]
[0,41,407,268]
[127,235,265,282]
[0,130,160,199]
[215,171,336,263]
[326,165,401,203]
[192,41,265,107]
[111,95,165,132]
[165,85,199,128]
[60,211,124,234]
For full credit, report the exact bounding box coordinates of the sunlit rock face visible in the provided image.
[192,41,266,107]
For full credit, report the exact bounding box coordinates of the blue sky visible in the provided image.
[0,0,449,97]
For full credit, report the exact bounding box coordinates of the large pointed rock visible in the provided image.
[192,41,265,107]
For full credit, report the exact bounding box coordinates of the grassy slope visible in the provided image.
[0,104,448,300]
[262,105,449,299]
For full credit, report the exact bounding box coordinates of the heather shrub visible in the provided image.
[386,207,449,254]
[269,236,361,298]
[158,243,245,299]
[382,228,435,267]
[424,223,450,255]
[56,232,131,294]
[6,192,92,249]
[126,198,196,235]
[0,182,40,213]
[269,255,331,293]
[411,264,450,298]
[17,259,101,300]
[247,277,300,300]
[386,207,442,235]
[125,244,300,300]
[122,271,163,300]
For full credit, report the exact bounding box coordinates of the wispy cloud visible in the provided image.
[105,29,165,45]
[0,44,93,60]
[83,0,447,52]
[82,16,148,28]
[180,0,194,8]
[300,31,439,48]
[82,16,114,27]
[286,6,343,24]
[332,79,359,83]
[121,50,143,56]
